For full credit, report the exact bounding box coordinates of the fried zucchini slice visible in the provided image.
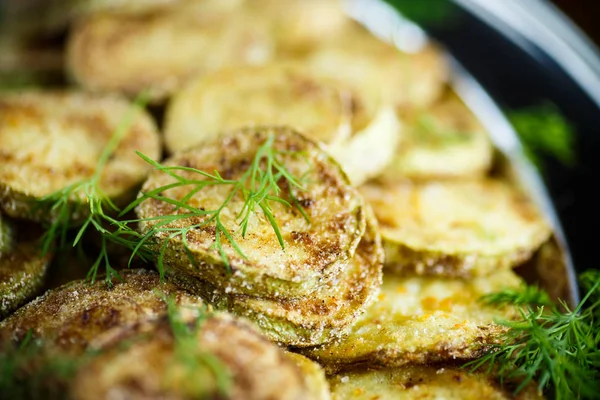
[0,91,161,223]
[71,313,312,400]
[170,208,382,346]
[0,269,201,353]
[361,179,552,278]
[302,22,448,110]
[136,126,366,299]
[164,63,400,185]
[67,2,274,102]
[246,0,349,55]
[328,365,544,400]
[380,89,493,181]
[285,352,331,400]
[300,270,521,373]
[0,218,52,319]
[164,64,354,154]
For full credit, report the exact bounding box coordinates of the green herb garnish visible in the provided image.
[121,133,310,277]
[162,295,231,397]
[35,92,154,285]
[467,270,600,399]
[508,103,576,172]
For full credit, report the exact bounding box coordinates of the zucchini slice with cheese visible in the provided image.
[164,64,355,154]
[328,365,544,400]
[380,89,493,181]
[301,22,448,110]
[0,217,52,319]
[361,179,552,278]
[0,269,201,353]
[136,126,366,299]
[170,207,382,347]
[70,314,314,400]
[0,91,161,223]
[300,269,522,373]
[67,2,274,102]
[164,63,401,185]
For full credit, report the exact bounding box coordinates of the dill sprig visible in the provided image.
[121,134,310,277]
[161,295,231,397]
[508,103,576,172]
[467,271,600,400]
[35,92,153,285]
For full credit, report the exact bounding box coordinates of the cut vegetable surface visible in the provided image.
[135,126,366,298]
[71,313,313,400]
[172,208,382,346]
[164,64,354,154]
[0,91,160,222]
[301,270,521,373]
[380,89,493,181]
[0,269,201,354]
[361,179,551,278]
[328,365,543,400]
[0,218,52,319]
[67,2,274,102]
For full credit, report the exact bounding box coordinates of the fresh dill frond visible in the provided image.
[161,294,231,397]
[480,284,553,307]
[122,134,310,276]
[467,274,600,400]
[35,92,154,285]
[508,103,576,172]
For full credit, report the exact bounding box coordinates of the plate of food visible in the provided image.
[0,0,597,399]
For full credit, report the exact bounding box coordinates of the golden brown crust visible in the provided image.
[0,242,52,319]
[361,179,552,278]
[285,352,331,400]
[0,90,161,222]
[169,206,383,347]
[328,365,544,400]
[71,313,312,400]
[300,22,448,110]
[164,63,355,154]
[136,126,366,298]
[380,88,493,181]
[0,269,202,354]
[67,2,274,102]
[300,270,522,373]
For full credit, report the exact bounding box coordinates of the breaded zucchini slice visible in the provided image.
[302,22,448,110]
[380,89,493,181]
[328,365,544,400]
[361,179,552,278]
[164,63,400,185]
[170,208,382,347]
[245,0,349,55]
[0,269,201,353]
[0,218,52,319]
[300,270,522,373]
[285,352,331,400]
[71,313,313,400]
[136,126,366,299]
[0,91,161,223]
[67,2,274,102]
[164,64,355,154]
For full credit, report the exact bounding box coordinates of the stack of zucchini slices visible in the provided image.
[136,126,383,346]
